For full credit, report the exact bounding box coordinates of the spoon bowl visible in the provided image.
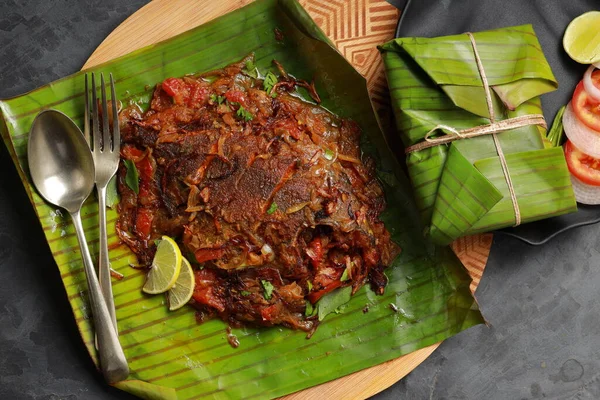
[28,110,95,213]
[27,109,129,383]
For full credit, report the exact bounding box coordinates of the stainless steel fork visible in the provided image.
[84,73,120,333]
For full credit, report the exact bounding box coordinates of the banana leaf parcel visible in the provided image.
[0,0,484,398]
[380,25,577,246]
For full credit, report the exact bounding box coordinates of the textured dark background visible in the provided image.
[1,1,600,399]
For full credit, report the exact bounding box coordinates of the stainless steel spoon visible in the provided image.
[27,109,129,384]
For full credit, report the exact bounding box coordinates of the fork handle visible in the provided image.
[98,185,118,332]
[71,210,129,383]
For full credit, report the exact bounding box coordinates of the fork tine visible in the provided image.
[91,73,101,155]
[100,73,110,152]
[83,74,91,147]
[110,74,120,153]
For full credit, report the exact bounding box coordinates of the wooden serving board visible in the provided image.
[83,0,492,398]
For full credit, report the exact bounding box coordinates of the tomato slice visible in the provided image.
[135,208,153,239]
[565,140,600,186]
[194,248,225,263]
[192,269,226,312]
[161,77,209,107]
[224,90,247,107]
[306,237,323,269]
[307,279,342,304]
[161,78,183,98]
[121,144,144,160]
[572,70,600,132]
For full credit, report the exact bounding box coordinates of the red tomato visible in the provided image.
[192,269,226,312]
[572,70,600,132]
[161,77,208,107]
[135,156,154,181]
[306,237,323,269]
[260,304,281,321]
[194,248,225,263]
[307,279,342,304]
[565,140,600,186]
[224,90,247,107]
[187,84,208,107]
[161,78,183,98]
[121,145,144,160]
[135,208,153,239]
[273,118,302,140]
[136,156,156,203]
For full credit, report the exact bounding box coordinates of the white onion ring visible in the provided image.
[583,64,600,102]
[570,174,600,205]
[563,102,600,158]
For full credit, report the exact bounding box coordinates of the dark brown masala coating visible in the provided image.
[116,56,399,332]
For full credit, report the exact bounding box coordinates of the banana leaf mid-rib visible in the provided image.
[380,25,577,245]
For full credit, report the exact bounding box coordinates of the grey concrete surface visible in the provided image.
[0,1,598,399]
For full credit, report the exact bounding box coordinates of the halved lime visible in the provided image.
[167,257,195,311]
[563,11,600,64]
[142,236,182,294]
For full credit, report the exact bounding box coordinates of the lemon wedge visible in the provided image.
[143,236,182,294]
[167,257,195,311]
[563,11,600,64]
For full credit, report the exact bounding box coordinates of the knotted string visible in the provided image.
[404,32,548,226]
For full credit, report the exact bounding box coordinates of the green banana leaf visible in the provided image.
[0,1,484,399]
[380,25,577,246]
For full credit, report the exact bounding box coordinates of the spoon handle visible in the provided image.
[71,210,129,383]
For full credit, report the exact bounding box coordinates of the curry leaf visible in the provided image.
[124,159,139,194]
[105,175,120,208]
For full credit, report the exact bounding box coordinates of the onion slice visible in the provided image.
[570,174,600,205]
[583,64,600,102]
[563,102,600,158]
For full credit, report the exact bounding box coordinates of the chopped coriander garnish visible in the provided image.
[267,202,278,214]
[124,159,139,194]
[240,290,251,297]
[260,280,274,300]
[263,71,278,97]
[236,105,254,122]
[210,94,225,104]
[340,267,350,282]
[324,148,335,161]
[244,60,258,78]
[307,280,313,292]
